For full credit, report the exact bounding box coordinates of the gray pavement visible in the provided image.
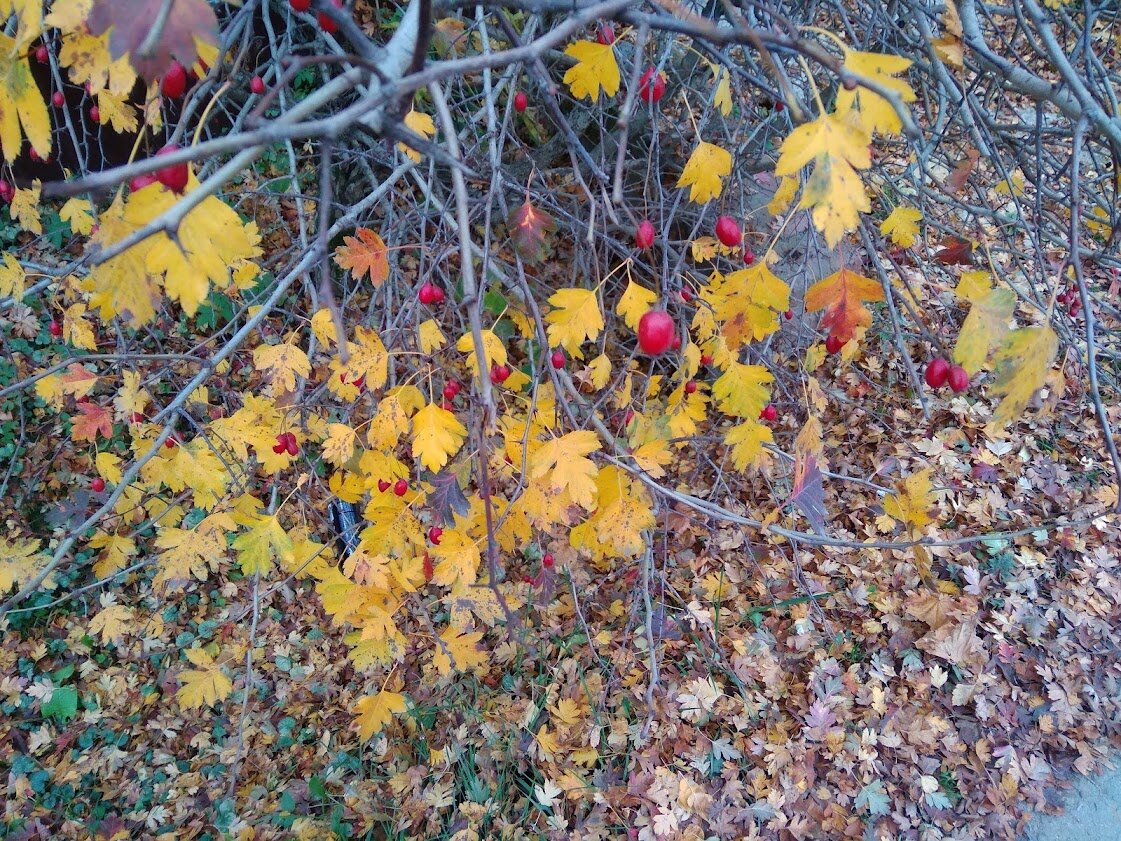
[1023,766,1121,840]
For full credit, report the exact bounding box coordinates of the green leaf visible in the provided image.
[42,686,78,722]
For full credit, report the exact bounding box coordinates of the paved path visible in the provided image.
[1022,766,1121,840]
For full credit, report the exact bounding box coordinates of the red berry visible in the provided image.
[947,365,970,394]
[542,552,555,568]
[596,23,615,45]
[490,363,511,384]
[377,479,390,492]
[161,60,187,99]
[700,354,713,366]
[428,526,443,545]
[154,144,189,193]
[250,75,265,95]
[0,181,12,203]
[760,404,777,422]
[550,349,566,369]
[774,101,784,112]
[130,412,145,423]
[684,380,697,394]
[1068,301,1081,318]
[442,384,458,401]
[441,399,454,410]
[393,478,408,496]
[418,282,443,305]
[28,148,39,162]
[715,215,741,247]
[743,250,755,265]
[91,477,106,492]
[317,0,343,33]
[635,219,655,249]
[89,105,100,123]
[637,310,675,355]
[48,320,62,338]
[638,67,666,104]
[130,172,158,192]
[35,45,48,64]
[164,436,178,449]
[272,433,287,454]
[290,0,311,10]
[680,288,693,303]
[514,91,528,113]
[784,309,793,320]
[924,357,950,389]
[285,432,299,456]
[825,334,844,354]
[52,91,64,107]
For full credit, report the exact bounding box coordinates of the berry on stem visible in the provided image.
[91,477,106,492]
[784,309,793,320]
[0,181,12,203]
[154,144,189,193]
[514,90,528,113]
[393,478,408,496]
[52,90,64,107]
[542,552,555,568]
[825,334,844,354]
[596,23,615,45]
[318,0,343,33]
[680,288,693,303]
[290,0,311,10]
[947,365,970,394]
[550,349,566,369]
[250,75,266,95]
[377,479,390,492]
[490,363,511,384]
[639,67,666,104]
[442,384,458,402]
[48,320,62,338]
[924,357,950,388]
[428,526,443,545]
[760,404,777,422]
[35,45,48,63]
[700,354,713,367]
[161,61,187,99]
[715,215,741,247]
[418,282,444,305]
[89,105,100,123]
[684,380,697,394]
[743,249,755,265]
[635,219,655,250]
[637,310,675,355]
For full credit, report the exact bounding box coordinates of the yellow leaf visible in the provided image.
[253,341,311,393]
[616,279,657,331]
[956,270,992,303]
[0,536,51,592]
[711,362,772,419]
[95,452,122,484]
[987,327,1059,428]
[176,647,233,710]
[9,183,41,233]
[89,603,133,644]
[418,318,446,354]
[677,141,732,204]
[884,468,937,531]
[690,235,734,262]
[431,529,480,587]
[431,625,487,677]
[399,110,435,162]
[834,50,916,136]
[163,440,230,510]
[707,264,790,349]
[87,197,161,328]
[545,287,604,355]
[322,423,358,468]
[725,421,773,471]
[0,251,24,300]
[411,402,467,471]
[352,689,408,740]
[880,206,922,248]
[562,40,620,101]
[0,31,51,162]
[95,88,138,133]
[768,174,800,216]
[775,114,871,246]
[232,512,295,575]
[62,303,97,350]
[587,353,611,389]
[710,63,732,116]
[456,328,508,372]
[337,326,390,391]
[310,308,338,347]
[529,430,600,509]
[953,283,1015,375]
[59,198,94,235]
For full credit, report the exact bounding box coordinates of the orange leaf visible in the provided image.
[508,200,556,263]
[334,228,389,286]
[72,402,114,442]
[804,266,884,343]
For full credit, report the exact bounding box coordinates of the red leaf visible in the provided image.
[88,0,218,81]
[934,235,973,265]
[508,200,556,263]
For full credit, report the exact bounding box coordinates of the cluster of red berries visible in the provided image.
[924,358,969,393]
[418,282,445,305]
[376,478,410,496]
[1057,288,1082,318]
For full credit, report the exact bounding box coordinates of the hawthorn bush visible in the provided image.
[1,0,1120,838]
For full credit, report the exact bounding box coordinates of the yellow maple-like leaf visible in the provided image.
[932,1,964,67]
[0,251,24,300]
[162,441,230,511]
[253,341,311,393]
[987,326,1059,428]
[616,279,657,331]
[87,197,161,328]
[411,402,467,471]
[352,689,408,740]
[89,603,133,644]
[232,512,295,575]
[690,235,736,263]
[418,318,446,354]
[95,87,138,133]
[89,531,137,579]
[399,110,435,162]
[310,308,338,347]
[95,452,122,484]
[60,198,94,235]
[176,647,233,710]
[333,227,389,285]
[586,353,611,389]
[113,370,148,419]
[562,40,620,101]
[768,174,800,215]
[337,326,390,391]
[529,430,600,509]
[0,536,52,592]
[9,183,41,233]
[710,63,732,116]
[322,423,358,468]
[775,114,871,246]
[456,327,508,372]
[884,468,937,531]
[834,50,916,136]
[0,31,50,162]
[545,287,604,355]
[677,141,732,204]
[725,420,773,471]
[880,206,922,248]
[953,280,1015,375]
[711,362,772,419]
[430,529,480,587]
[431,625,487,677]
[707,264,790,349]
[62,303,97,350]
